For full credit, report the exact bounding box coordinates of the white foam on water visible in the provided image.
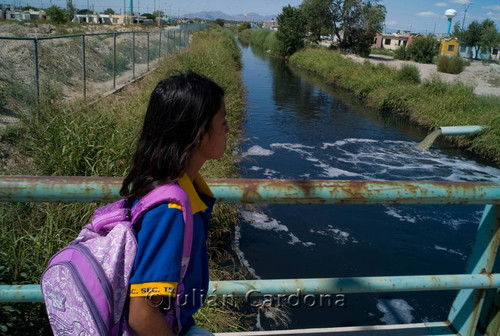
[268,141,363,178]
[322,138,378,149]
[377,299,414,325]
[243,145,275,157]
[384,206,418,224]
[241,211,289,232]
[315,162,362,178]
[233,224,260,279]
[445,218,469,230]
[287,232,316,247]
[288,233,301,245]
[310,226,358,244]
[434,245,466,258]
[249,166,263,171]
[263,168,280,178]
[319,138,500,182]
[270,143,315,156]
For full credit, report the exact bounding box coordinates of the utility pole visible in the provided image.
[461,2,473,30]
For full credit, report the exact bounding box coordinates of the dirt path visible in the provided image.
[345,54,500,96]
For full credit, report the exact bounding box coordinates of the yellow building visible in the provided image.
[439,38,459,56]
[109,14,126,25]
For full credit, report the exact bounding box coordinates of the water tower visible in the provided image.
[445,9,457,34]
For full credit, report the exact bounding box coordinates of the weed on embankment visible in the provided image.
[0,29,248,335]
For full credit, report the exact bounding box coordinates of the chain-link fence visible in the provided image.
[0,23,207,113]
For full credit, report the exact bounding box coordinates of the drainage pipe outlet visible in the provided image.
[439,126,487,136]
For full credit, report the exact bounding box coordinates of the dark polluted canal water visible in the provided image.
[235,43,500,330]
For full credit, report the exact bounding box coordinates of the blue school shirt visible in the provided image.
[129,173,215,331]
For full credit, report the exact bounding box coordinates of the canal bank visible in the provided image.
[236,42,500,330]
[288,48,500,165]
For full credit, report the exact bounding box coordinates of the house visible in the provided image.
[458,44,499,60]
[73,14,112,24]
[372,33,412,50]
[262,19,278,31]
[72,14,130,25]
[2,7,45,21]
[439,37,459,56]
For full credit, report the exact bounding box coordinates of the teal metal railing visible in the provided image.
[0,176,498,335]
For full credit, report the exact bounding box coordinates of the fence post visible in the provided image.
[33,38,39,105]
[132,31,135,79]
[82,35,86,99]
[158,30,162,66]
[147,32,150,72]
[166,30,169,56]
[113,33,117,89]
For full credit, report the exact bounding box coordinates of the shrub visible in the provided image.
[394,46,411,60]
[105,53,129,75]
[408,34,439,63]
[249,29,278,54]
[396,64,421,83]
[237,22,251,32]
[437,55,466,74]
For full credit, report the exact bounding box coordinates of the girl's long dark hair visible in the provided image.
[120,72,224,200]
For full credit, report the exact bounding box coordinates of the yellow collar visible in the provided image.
[177,173,214,214]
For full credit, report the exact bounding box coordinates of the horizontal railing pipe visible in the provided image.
[0,176,499,205]
[2,274,499,303]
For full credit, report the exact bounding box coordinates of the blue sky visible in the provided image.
[18,0,500,34]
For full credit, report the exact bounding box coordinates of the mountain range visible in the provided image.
[183,11,277,22]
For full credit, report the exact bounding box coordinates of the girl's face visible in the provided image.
[198,100,229,160]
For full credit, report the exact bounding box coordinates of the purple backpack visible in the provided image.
[41,184,193,336]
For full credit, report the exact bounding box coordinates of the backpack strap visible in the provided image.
[130,184,194,335]
[130,184,194,282]
[91,199,132,233]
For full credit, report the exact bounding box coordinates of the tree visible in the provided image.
[104,8,115,15]
[66,0,76,21]
[152,10,165,17]
[461,21,482,59]
[330,0,386,57]
[479,19,500,58]
[276,5,307,57]
[300,0,333,43]
[77,9,92,15]
[237,22,251,32]
[451,22,462,39]
[142,13,155,20]
[46,5,69,24]
[23,6,40,11]
[408,34,439,63]
[215,18,225,27]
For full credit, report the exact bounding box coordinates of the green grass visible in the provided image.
[238,29,279,55]
[289,48,500,164]
[436,55,466,74]
[0,29,247,335]
[396,64,421,84]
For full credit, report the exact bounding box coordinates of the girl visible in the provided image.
[120,72,229,336]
